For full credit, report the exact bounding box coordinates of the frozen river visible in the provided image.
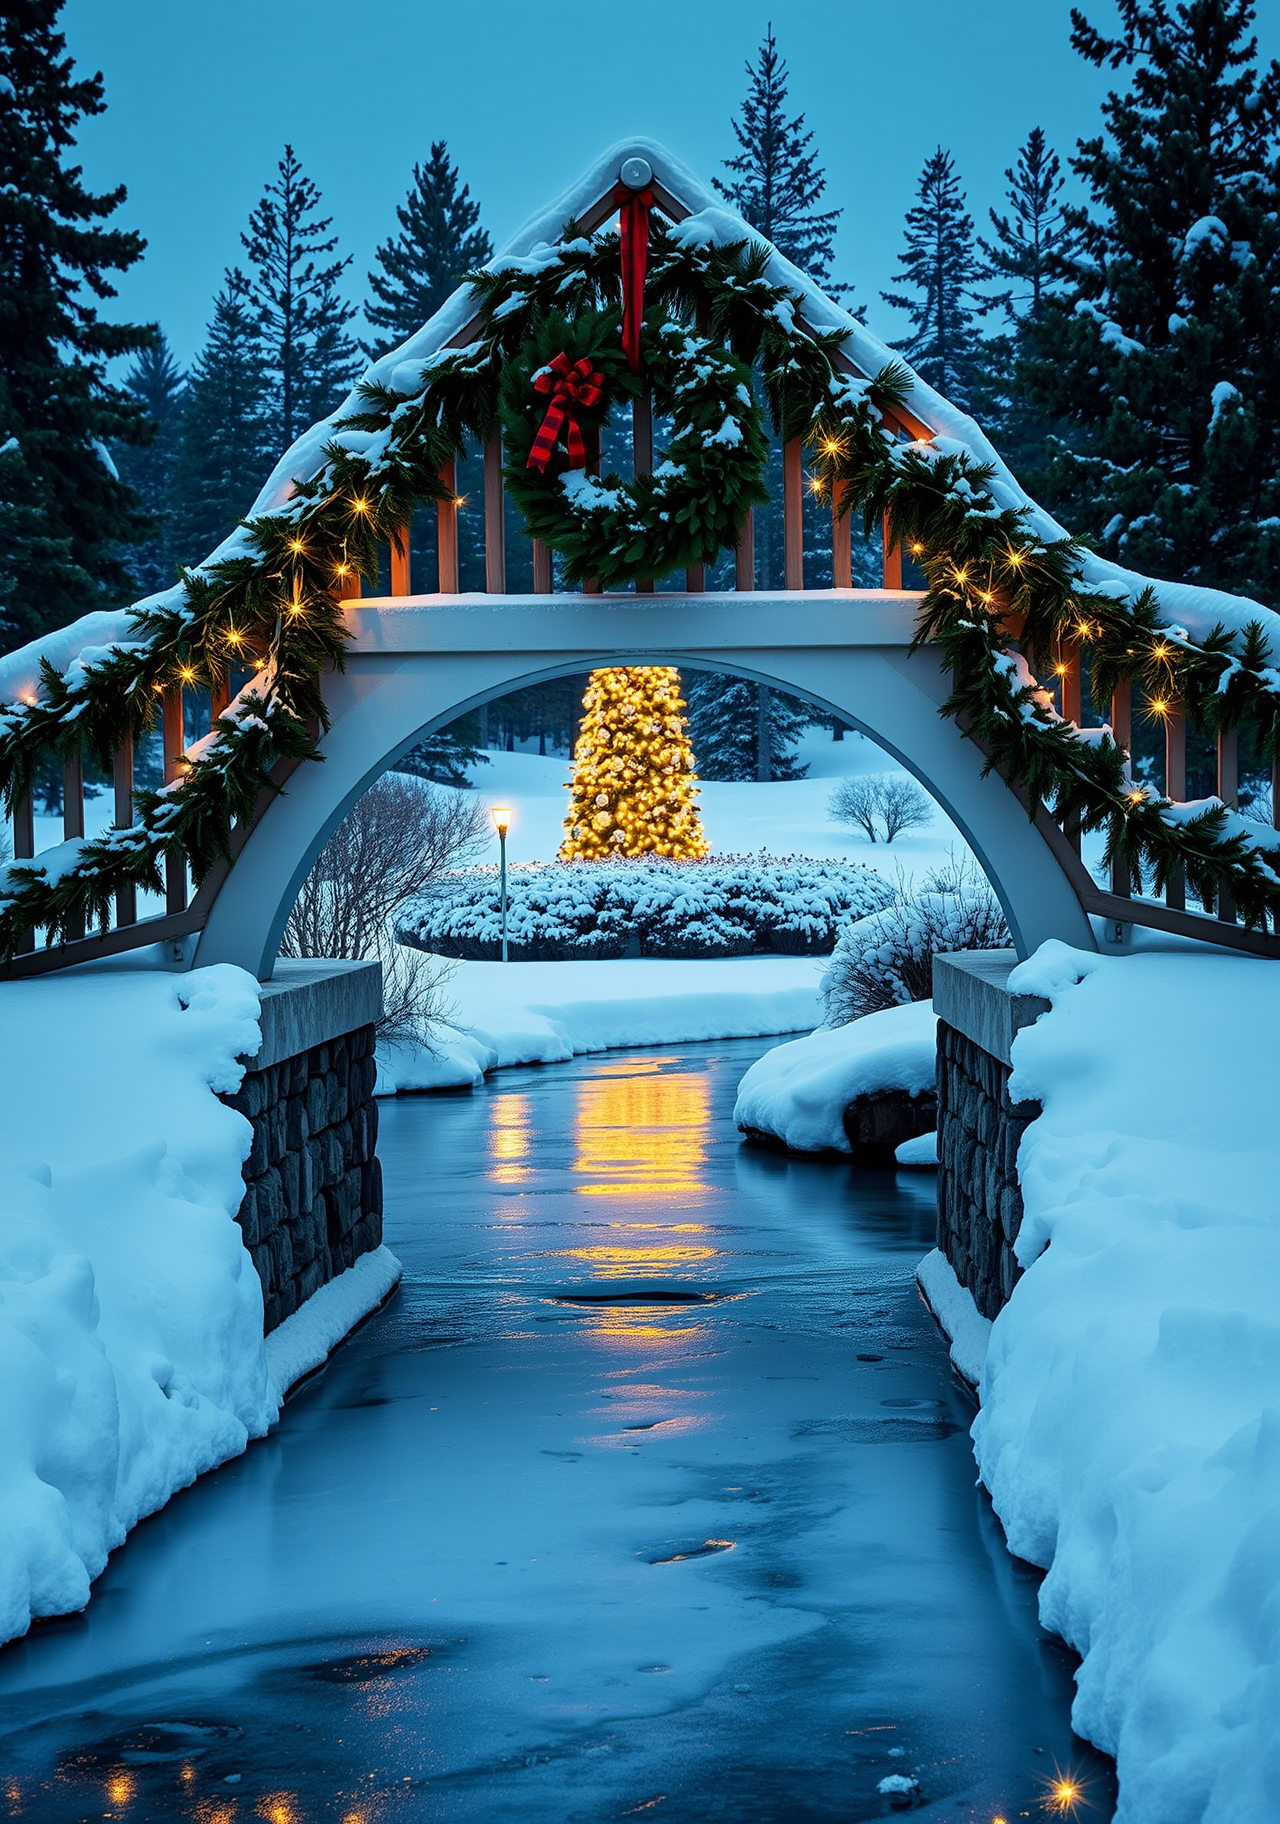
[0,1037,1114,1821]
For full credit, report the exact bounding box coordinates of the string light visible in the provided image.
[179,665,195,682]
[454,494,467,508]
[910,541,924,555]
[1055,662,1068,677]
[288,538,306,554]
[954,566,969,584]
[1007,550,1023,568]
[351,497,370,515]
[1046,1774,1083,1814]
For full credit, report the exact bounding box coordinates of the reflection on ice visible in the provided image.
[573,1061,711,1200]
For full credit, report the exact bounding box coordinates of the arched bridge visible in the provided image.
[193,586,1094,982]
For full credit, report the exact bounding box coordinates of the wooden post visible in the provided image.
[59,748,85,941]
[113,734,137,927]
[390,525,411,597]
[685,563,706,593]
[783,438,803,590]
[882,514,903,589]
[437,458,459,593]
[1217,727,1238,923]
[210,674,231,721]
[831,482,852,589]
[162,686,187,914]
[1110,680,1132,900]
[532,540,553,593]
[336,567,361,601]
[484,427,505,594]
[633,392,653,592]
[12,786,34,954]
[1164,705,1186,911]
[735,509,755,591]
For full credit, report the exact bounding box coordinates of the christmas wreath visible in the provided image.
[500,306,768,590]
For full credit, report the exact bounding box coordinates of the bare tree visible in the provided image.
[282,772,489,1046]
[828,773,933,843]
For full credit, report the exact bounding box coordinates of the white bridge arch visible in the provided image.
[193,588,1095,981]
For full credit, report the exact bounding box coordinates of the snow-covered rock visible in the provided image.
[732,999,937,1153]
[973,941,1280,1824]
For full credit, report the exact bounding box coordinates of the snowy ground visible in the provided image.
[455,728,979,883]
[969,943,1280,1824]
[0,961,398,1647]
[376,954,827,1093]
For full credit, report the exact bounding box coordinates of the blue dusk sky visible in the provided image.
[64,0,1280,368]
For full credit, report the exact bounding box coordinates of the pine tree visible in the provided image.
[167,274,271,569]
[364,142,493,360]
[397,712,489,789]
[241,146,358,455]
[0,0,158,650]
[883,148,995,411]
[115,333,185,595]
[979,128,1081,320]
[714,24,846,294]
[683,672,810,782]
[561,668,707,860]
[1016,0,1280,605]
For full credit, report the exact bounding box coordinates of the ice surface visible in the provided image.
[732,1000,937,1154]
[974,941,1280,1823]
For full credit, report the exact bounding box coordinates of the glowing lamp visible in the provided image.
[491,804,512,836]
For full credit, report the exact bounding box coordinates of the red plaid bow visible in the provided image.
[526,352,605,473]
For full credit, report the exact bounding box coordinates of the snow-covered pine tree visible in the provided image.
[115,334,185,595]
[167,274,272,569]
[1013,0,1280,608]
[241,146,358,454]
[0,0,158,650]
[979,128,1081,321]
[364,143,493,360]
[713,24,847,296]
[883,148,996,413]
[561,669,707,860]
[683,672,810,782]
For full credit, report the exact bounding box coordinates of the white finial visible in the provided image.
[619,156,653,190]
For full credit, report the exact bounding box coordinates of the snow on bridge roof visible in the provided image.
[2,137,1277,706]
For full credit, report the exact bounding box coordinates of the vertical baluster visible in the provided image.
[783,438,804,590]
[437,458,459,593]
[390,525,411,597]
[209,675,231,721]
[1217,727,1238,923]
[336,565,361,601]
[13,783,35,953]
[882,514,903,589]
[1059,641,1083,854]
[532,540,553,593]
[162,686,187,914]
[113,734,137,927]
[831,480,852,589]
[484,427,505,594]
[1164,704,1186,911]
[684,562,706,593]
[1110,681,1132,899]
[60,748,86,941]
[633,392,653,593]
[735,510,755,590]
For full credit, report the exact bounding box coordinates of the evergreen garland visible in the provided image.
[2,209,1279,958]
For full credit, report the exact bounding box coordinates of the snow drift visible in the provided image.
[974,942,1280,1824]
[731,999,937,1153]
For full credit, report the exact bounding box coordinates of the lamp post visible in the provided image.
[491,805,512,963]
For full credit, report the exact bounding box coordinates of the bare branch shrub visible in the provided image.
[282,772,489,1047]
[828,773,933,843]
[822,856,1010,1025]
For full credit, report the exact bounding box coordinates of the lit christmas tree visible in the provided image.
[560,668,708,860]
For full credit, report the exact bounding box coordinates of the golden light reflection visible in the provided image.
[194,1805,236,1824]
[489,1092,532,1187]
[573,1066,710,1202]
[256,1795,301,1824]
[105,1770,135,1807]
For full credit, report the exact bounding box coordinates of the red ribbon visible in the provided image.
[613,181,653,372]
[526,352,605,473]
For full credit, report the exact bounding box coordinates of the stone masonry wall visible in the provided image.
[221,1022,383,1333]
[936,1021,1040,1321]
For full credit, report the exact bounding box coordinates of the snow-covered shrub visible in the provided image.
[822,862,1010,1025]
[400,856,894,962]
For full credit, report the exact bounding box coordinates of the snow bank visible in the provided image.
[973,942,1280,1823]
[731,999,937,1152]
[374,955,826,1093]
[0,965,276,1644]
[264,1245,402,1401]
[917,1247,990,1389]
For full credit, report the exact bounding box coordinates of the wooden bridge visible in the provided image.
[5,140,1277,978]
